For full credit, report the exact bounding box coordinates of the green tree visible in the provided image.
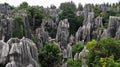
[60,1,76,12]
[50,4,56,9]
[86,39,97,50]
[59,2,83,34]
[94,7,102,18]
[100,55,120,67]
[88,37,120,67]
[38,42,61,67]
[78,3,83,11]
[72,43,84,56]
[67,58,81,67]
[17,2,45,30]
[12,16,26,38]
[19,2,28,9]
[26,6,45,30]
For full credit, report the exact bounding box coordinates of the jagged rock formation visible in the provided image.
[0,2,120,67]
[56,19,69,49]
[101,16,120,39]
[41,18,57,38]
[0,37,38,67]
[92,16,103,40]
[43,8,61,22]
[35,18,58,48]
[76,14,120,42]
[62,44,72,67]
[0,4,13,15]
[0,10,31,42]
[0,15,14,41]
[75,12,94,42]
[79,46,89,67]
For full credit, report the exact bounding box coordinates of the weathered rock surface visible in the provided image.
[0,15,14,41]
[0,37,38,67]
[79,46,89,67]
[101,16,120,39]
[56,19,69,49]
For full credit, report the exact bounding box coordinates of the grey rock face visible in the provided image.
[107,16,120,37]
[0,41,9,65]
[0,15,14,41]
[41,18,57,38]
[94,17,103,29]
[43,8,61,22]
[101,29,108,38]
[0,11,30,42]
[35,18,57,48]
[69,35,74,44]
[101,16,120,39]
[6,43,23,67]
[75,27,82,42]
[79,46,89,67]
[75,11,94,42]
[75,23,91,42]
[115,26,120,40]
[77,11,94,26]
[0,37,39,67]
[62,62,67,67]
[101,16,120,38]
[63,49,67,59]
[6,61,22,67]
[56,19,69,49]
[82,23,91,42]
[35,27,49,48]
[66,44,72,58]
[27,64,33,67]
[92,17,103,40]
[74,53,79,60]
[117,6,120,12]
[0,4,13,15]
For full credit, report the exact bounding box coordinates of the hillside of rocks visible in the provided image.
[0,1,120,67]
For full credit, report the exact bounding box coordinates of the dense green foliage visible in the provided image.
[100,55,120,67]
[59,1,84,34]
[26,6,45,30]
[18,2,45,30]
[86,39,97,50]
[38,42,61,67]
[19,2,28,9]
[67,43,84,67]
[60,1,76,12]
[12,16,26,38]
[67,58,81,67]
[72,43,84,56]
[94,7,102,18]
[88,37,120,67]
[78,3,83,11]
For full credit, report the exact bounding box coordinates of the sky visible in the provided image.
[0,0,119,7]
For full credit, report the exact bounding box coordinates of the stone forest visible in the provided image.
[0,1,120,67]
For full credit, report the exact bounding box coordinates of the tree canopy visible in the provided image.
[38,42,61,67]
